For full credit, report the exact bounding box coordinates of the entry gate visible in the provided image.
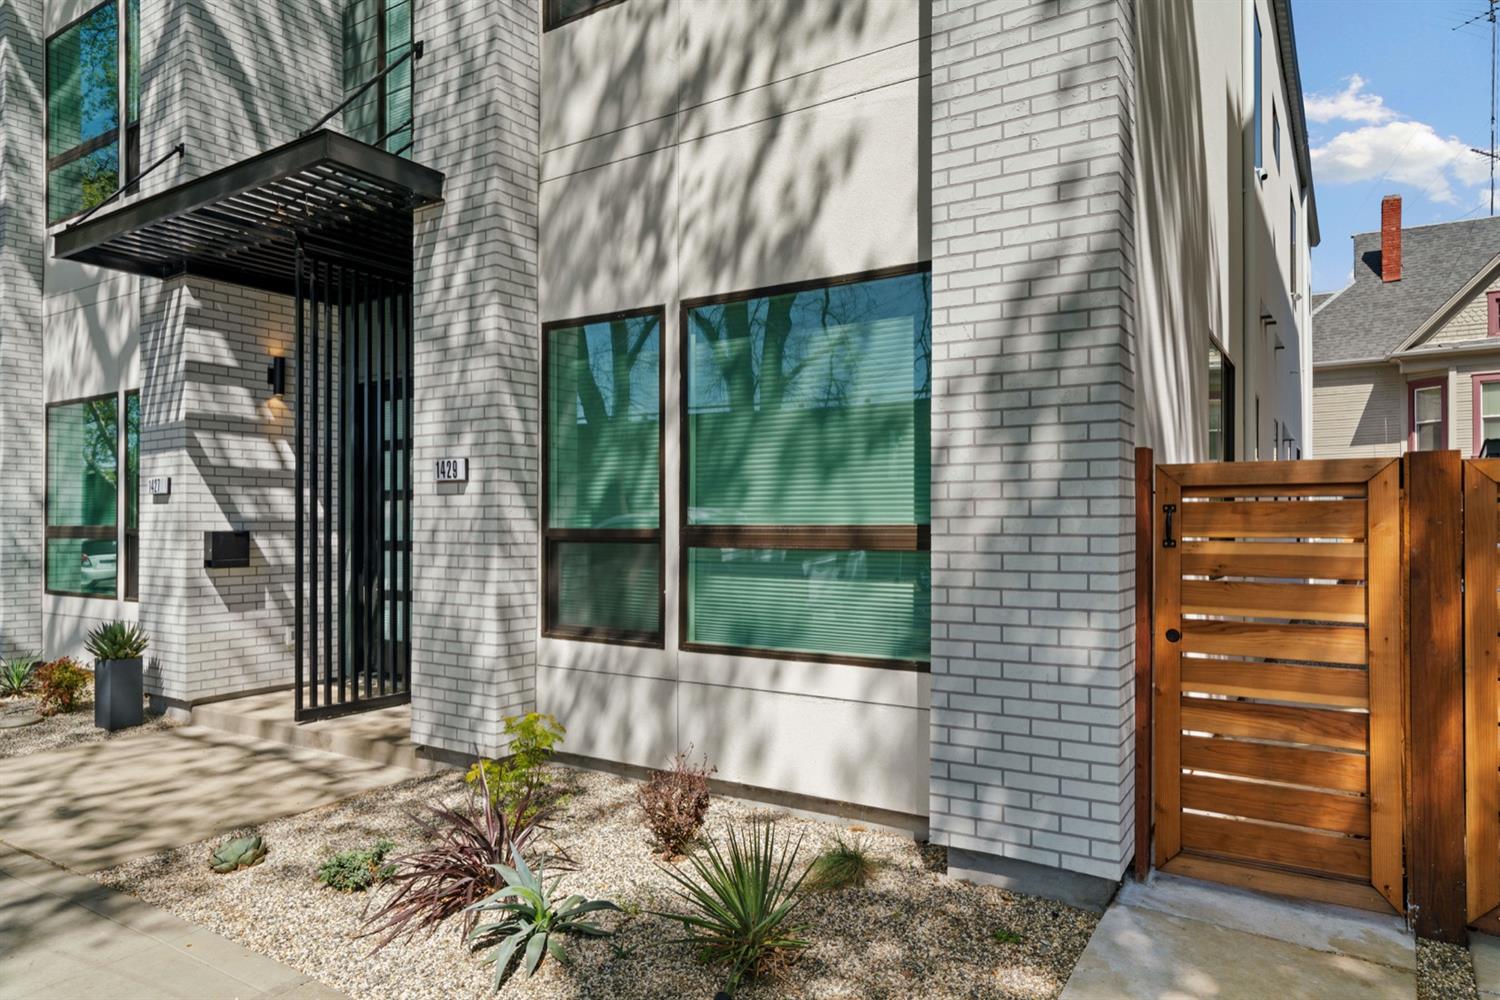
[1148,458,1405,913]
[292,250,413,721]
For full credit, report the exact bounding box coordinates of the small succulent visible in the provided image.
[467,846,620,990]
[85,621,149,661]
[1,653,41,697]
[318,839,395,892]
[211,834,268,873]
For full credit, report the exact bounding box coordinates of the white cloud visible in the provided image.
[1305,75,1396,124]
[1307,76,1489,205]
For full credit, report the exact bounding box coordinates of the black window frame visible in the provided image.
[543,0,628,32]
[540,305,666,647]
[341,0,414,156]
[44,391,128,599]
[1208,340,1236,462]
[677,262,933,673]
[44,0,140,226]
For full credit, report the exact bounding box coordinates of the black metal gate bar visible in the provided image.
[295,254,412,723]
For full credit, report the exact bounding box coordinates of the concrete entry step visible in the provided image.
[190,690,447,774]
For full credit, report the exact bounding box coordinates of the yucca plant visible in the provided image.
[362,768,565,949]
[655,820,812,995]
[84,621,149,661]
[466,846,619,990]
[806,832,879,891]
[1,653,41,697]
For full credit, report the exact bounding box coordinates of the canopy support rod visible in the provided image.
[69,143,185,228]
[302,41,425,138]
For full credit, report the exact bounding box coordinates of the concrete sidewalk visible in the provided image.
[0,723,416,872]
[1060,872,1415,999]
[0,846,342,999]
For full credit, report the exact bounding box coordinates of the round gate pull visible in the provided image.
[1165,628,1181,643]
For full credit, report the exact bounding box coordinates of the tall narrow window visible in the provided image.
[1208,343,1235,461]
[1474,374,1500,456]
[543,308,663,643]
[1487,291,1500,337]
[45,395,120,596]
[1409,379,1446,451]
[1253,13,1263,173]
[1272,104,1281,171]
[343,0,413,155]
[1290,194,1298,293]
[124,390,140,600]
[682,267,932,667]
[47,2,119,222]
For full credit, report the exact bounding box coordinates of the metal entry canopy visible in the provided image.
[52,130,443,295]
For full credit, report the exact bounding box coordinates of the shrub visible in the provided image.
[655,820,811,995]
[465,712,566,806]
[211,834,268,873]
[467,846,619,989]
[992,929,1025,945]
[319,839,396,892]
[639,749,715,857]
[84,621,149,661]
[34,658,90,715]
[806,833,878,891]
[1,653,41,697]
[363,770,564,948]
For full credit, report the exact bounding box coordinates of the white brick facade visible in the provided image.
[0,0,45,657]
[409,0,541,757]
[928,0,1139,881]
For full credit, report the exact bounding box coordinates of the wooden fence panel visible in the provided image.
[1467,460,1500,927]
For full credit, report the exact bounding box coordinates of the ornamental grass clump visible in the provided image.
[639,748,715,857]
[655,820,812,995]
[34,658,90,715]
[466,846,619,990]
[1,653,41,697]
[805,832,879,891]
[362,768,565,949]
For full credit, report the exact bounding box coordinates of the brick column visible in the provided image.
[0,0,45,657]
[408,0,541,757]
[928,0,1139,889]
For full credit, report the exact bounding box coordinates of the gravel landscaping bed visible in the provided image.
[0,692,176,759]
[94,766,1097,1000]
[1418,939,1479,1000]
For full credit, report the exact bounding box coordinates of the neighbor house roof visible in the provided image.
[1312,215,1500,365]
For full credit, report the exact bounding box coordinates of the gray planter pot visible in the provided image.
[94,658,143,731]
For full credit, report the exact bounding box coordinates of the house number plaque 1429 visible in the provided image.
[435,457,468,483]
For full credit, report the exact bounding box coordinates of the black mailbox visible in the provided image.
[204,530,251,568]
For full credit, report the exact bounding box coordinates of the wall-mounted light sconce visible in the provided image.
[267,356,287,396]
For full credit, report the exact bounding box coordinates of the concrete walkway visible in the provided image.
[0,721,421,998]
[1474,933,1500,998]
[1061,872,1416,999]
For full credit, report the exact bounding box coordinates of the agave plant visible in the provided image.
[654,820,812,994]
[0,653,41,697]
[84,621,149,661]
[466,847,619,989]
[210,834,268,873]
[362,767,565,949]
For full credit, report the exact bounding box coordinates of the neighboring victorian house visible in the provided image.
[1313,196,1500,458]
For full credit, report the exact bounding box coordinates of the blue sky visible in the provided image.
[1298,0,1500,292]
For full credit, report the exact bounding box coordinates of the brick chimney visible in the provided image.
[1381,194,1402,282]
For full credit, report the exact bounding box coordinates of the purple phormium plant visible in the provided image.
[362,765,569,950]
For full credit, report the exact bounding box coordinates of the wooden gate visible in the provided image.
[1150,458,1404,913]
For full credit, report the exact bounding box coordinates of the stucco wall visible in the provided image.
[536,0,930,816]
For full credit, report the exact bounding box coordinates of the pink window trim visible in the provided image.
[1489,291,1500,337]
[1473,372,1500,455]
[1407,376,1447,452]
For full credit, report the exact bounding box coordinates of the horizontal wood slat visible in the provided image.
[1181,773,1370,836]
[1181,734,1368,793]
[1160,855,1396,913]
[1182,812,1371,880]
[1181,697,1368,751]
[1182,579,1365,624]
[1180,500,1365,540]
[1161,458,1394,488]
[1185,484,1367,499]
[1181,620,1368,665]
[1180,659,1368,708]
[1182,541,1366,581]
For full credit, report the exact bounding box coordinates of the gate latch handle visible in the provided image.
[1162,504,1177,549]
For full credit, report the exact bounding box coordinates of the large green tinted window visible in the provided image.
[47,2,120,222]
[46,396,120,596]
[544,310,662,643]
[344,0,414,155]
[683,268,932,665]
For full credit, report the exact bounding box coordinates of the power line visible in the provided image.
[1459,0,1499,214]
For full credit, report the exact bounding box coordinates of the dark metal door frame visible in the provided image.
[294,245,413,721]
